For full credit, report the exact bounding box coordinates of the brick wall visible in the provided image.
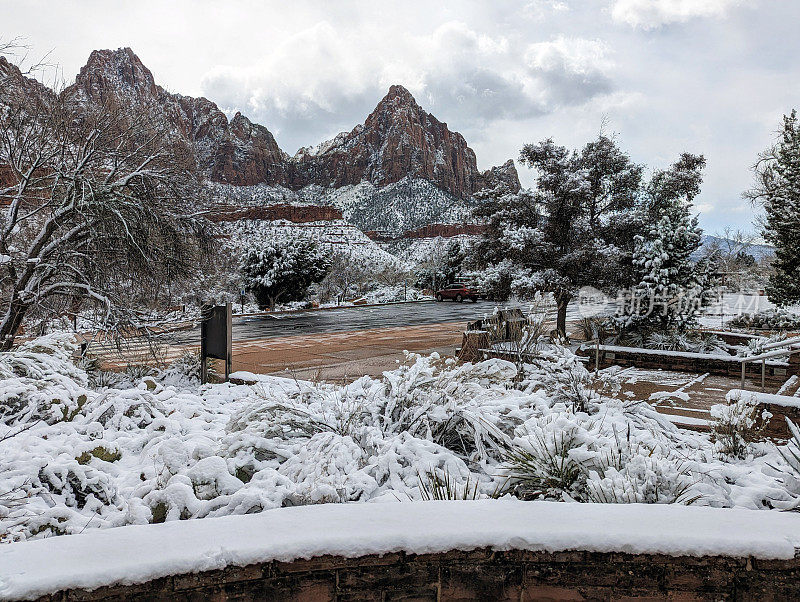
[34,547,800,601]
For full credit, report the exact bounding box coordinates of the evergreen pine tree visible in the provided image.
[748,111,800,306]
[627,154,710,331]
[240,237,332,310]
[472,135,645,336]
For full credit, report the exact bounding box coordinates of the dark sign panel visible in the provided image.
[200,303,232,382]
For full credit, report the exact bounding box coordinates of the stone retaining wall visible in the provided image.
[579,346,799,385]
[762,402,800,439]
[34,548,800,601]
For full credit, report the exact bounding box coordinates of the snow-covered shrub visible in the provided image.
[502,415,587,500]
[763,420,800,510]
[693,333,728,354]
[519,345,599,413]
[418,468,480,501]
[645,330,727,355]
[37,457,118,510]
[503,406,703,504]
[711,395,768,459]
[646,330,692,352]
[154,350,207,387]
[3,334,799,542]
[584,434,699,504]
[736,334,787,359]
[729,309,800,331]
[576,317,612,344]
[0,332,87,426]
[220,354,520,494]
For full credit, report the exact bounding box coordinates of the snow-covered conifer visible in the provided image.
[626,154,711,330]
[240,236,332,310]
[747,111,800,306]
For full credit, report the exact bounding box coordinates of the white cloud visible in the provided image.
[201,22,615,152]
[611,0,744,29]
[4,0,796,233]
[525,37,612,76]
[523,0,570,21]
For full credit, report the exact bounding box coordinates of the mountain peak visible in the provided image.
[385,84,416,103]
[75,47,158,101]
[0,56,55,106]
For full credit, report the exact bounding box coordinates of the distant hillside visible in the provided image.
[694,235,774,262]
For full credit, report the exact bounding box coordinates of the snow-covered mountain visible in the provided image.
[27,48,520,201]
[291,84,520,199]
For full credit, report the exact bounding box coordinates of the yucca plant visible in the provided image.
[417,469,479,501]
[769,419,800,483]
[500,428,584,500]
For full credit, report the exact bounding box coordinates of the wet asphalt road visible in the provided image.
[169,299,585,345]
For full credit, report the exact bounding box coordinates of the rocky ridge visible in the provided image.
[6,47,520,198]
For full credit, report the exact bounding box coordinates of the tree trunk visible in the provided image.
[556,293,571,340]
[0,298,28,351]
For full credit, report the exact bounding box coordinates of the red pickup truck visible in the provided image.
[435,283,479,303]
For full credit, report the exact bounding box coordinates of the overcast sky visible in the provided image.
[3,0,798,234]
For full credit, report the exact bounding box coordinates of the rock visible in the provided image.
[293,84,505,198]
[61,49,520,196]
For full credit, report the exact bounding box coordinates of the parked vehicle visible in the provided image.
[435,283,479,303]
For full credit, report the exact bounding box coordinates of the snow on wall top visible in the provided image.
[2,500,800,600]
[728,388,800,409]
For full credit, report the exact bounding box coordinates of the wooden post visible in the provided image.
[741,361,746,390]
[595,339,600,375]
[225,301,232,381]
[762,359,766,392]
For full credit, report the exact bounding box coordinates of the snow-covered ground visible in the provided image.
[207,178,475,236]
[699,293,800,328]
[3,332,800,550]
[3,500,800,600]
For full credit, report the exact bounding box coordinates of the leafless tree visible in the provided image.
[0,61,212,350]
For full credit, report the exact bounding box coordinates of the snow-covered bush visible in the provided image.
[518,345,599,413]
[584,438,699,504]
[0,332,87,426]
[418,468,480,501]
[764,420,800,510]
[1,334,797,542]
[502,414,587,500]
[711,395,769,459]
[501,402,702,504]
[735,334,788,359]
[645,330,726,354]
[729,309,800,331]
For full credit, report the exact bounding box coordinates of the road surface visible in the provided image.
[169,299,588,345]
